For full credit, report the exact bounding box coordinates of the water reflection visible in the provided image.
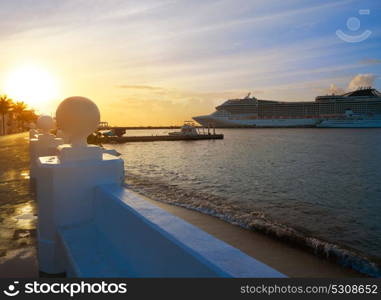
[110,128,381,260]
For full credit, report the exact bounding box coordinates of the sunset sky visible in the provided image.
[0,0,380,125]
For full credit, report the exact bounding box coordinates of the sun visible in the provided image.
[4,66,59,111]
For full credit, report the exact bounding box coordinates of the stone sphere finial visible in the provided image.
[56,96,100,147]
[37,115,55,134]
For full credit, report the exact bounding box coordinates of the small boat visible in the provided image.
[168,121,200,136]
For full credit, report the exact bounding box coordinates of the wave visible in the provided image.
[124,172,381,278]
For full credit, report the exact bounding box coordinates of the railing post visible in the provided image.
[29,115,63,180]
[35,96,124,274]
[29,123,39,139]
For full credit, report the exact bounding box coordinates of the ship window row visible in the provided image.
[222,102,381,117]
[256,103,381,117]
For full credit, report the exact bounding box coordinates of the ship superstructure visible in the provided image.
[193,88,381,128]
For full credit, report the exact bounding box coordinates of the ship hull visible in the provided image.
[317,119,381,128]
[193,115,316,128]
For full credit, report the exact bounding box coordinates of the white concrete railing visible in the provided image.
[31,96,286,278]
[29,116,63,179]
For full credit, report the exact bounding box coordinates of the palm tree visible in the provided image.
[12,101,28,132]
[19,110,38,129]
[0,95,13,135]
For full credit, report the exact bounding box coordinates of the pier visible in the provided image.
[99,133,224,143]
[96,121,223,143]
[98,123,181,137]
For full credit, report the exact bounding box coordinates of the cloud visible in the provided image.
[154,0,351,41]
[359,58,381,65]
[348,74,377,90]
[321,74,377,96]
[327,84,345,95]
[116,85,164,90]
[107,87,263,125]
[1,0,379,125]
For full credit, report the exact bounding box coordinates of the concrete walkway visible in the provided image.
[0,133,38,277]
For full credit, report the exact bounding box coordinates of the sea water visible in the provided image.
[110,128,381,276]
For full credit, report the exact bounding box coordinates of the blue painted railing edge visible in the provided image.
[95,185,231,277]
[96,184,286,278]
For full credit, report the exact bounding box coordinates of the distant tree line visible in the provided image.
[0,95,38,135]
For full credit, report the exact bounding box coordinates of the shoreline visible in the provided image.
[124,172,381,277]
[129,189,363,278]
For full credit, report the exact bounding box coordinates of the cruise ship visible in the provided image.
[193,87,381,128]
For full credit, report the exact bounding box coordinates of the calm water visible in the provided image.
[110,128,381,276]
